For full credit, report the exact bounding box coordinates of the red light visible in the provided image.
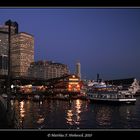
[68,84,72,88]
[76,84,80,88]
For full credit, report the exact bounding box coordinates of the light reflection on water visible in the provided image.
[95,106,112,127]
[20,101,25,119]
[66,99,82,128]
[66,109,73,125]
[11,97,140,129]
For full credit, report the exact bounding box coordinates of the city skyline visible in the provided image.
[0,8,140,80]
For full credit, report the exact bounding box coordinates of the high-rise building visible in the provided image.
[11,32,34,77]
[28,60,69,80]
[0,20,18,75]
[76,62,81,80]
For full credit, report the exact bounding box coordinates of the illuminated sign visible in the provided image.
[69,78,79,81]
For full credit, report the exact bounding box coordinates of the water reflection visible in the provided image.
[66,109,73,125]
[36,102,45,127]
[19,101,25,126]
[75,99,82,125]
[10,97,140,129]
[126,107,131,120]
[66,99,82,127]
[20,101,25,118]
[118,105,135,128]
[10,100,14,107]
[37,117,45,124]
[95,105,112,127]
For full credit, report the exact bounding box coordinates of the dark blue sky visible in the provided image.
[0,8,140,80]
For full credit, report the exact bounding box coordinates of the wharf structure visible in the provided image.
[85,76,140,96]
[46,74,84,100]
[16,74,83,100]
[105,78,140,95]
[48,74,82,93]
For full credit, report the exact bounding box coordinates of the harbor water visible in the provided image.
[1,96,140,129]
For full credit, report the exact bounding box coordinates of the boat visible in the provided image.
[87,91,136,105]
[87,81,136,105]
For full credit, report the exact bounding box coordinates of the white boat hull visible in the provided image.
[89,97,136,104]
[87,92,136,105]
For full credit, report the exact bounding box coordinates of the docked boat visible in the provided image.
[87,92,136,105]
[87,81,136,105]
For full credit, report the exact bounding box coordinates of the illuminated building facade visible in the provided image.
[28,60,69,80]
[50,74,82,93]
[11,32,34,77]
[0,21,18,75]
[67,75,81,92]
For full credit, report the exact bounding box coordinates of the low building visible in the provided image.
[28,60,70,80]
